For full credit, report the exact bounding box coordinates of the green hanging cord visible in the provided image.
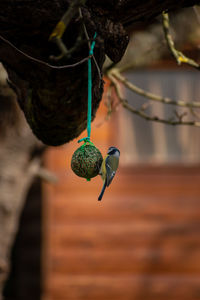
[78,32,97,144]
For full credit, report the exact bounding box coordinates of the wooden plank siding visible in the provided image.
[42,99,200,299]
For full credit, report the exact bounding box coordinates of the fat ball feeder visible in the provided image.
[71,33,103,181]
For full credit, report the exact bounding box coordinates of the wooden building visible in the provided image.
[42,72,200,300]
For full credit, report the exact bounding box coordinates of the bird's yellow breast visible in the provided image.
[100,155,108,181]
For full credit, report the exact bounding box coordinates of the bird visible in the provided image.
[98,146,120,201]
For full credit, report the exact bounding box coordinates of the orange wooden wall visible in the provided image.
[42,98,200,299]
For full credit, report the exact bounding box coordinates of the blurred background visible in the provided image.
[2,7,200,300]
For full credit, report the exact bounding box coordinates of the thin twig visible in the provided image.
[110,68,200,108]
[49,0,86,42]
[108,72,200,127]
[56,0,86,37]
[78,8,91,46]
[162,12,200,69]
[189,107,200,119]
[49,0,87,61]
[49,33,86,61]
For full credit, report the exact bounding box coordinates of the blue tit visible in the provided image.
[98,146,120,201]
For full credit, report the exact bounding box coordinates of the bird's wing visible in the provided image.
[105,156,116,187]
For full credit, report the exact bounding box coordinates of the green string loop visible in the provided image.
[78,32,97,144]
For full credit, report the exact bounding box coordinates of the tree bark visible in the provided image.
[0,64,40,300]
[0,0,198,145]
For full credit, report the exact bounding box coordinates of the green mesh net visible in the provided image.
[71,142,103,181]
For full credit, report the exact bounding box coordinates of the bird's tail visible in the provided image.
[98,182,106,201]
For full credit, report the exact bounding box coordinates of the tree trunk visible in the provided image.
[0,64,39,299]
[0,0,198,145]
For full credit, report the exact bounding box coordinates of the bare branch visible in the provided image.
[162,12,200,69]
[28,158,58,183]
[35,167,58,183]
[49,0,87,61]
[108,72,200,127]
[49,33,85,62]
[109,68,200,108]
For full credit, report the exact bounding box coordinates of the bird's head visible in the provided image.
[107,146,120,157]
